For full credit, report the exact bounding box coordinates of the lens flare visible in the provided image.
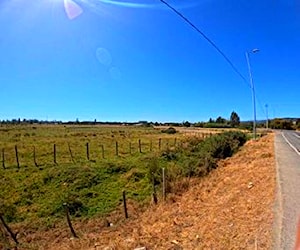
[96,48,112,66]
[64,0,83,19]
[96,0,154,8]
[109,66,122,80]
[81,0,202,10]
[62,0,204,20]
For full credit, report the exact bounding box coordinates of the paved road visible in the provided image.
[274,130,300,250]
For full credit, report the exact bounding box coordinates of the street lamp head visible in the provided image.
[252,48,260,53]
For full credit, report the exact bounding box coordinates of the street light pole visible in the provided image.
[265,104,269,129]
[245,49,259,140]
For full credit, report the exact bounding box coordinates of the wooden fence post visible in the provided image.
[158,138,161,151]
[152,173,157,204]
[63,203,78,238]
[2,148,5,169]
[53,144,57,165]
[150,140,152,152]
[15,145,20,169]
[138,139,142,153]
[115,141,119,156]
[101,145,105,159]
[0,214,18,245]
[162,168,166,202]
[174,138,177,146]
[86,142,90,161]
[33,146,38,167]
[68,143,75,163]
[122,191,128,219]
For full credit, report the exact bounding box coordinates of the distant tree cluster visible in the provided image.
[269,119,294,130]
[0,118,62,125]
[194,111,240,129]
[297,119,300,130]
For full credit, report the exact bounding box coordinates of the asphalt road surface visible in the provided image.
[274,130,300,250]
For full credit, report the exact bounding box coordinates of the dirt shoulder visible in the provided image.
[15,133,276,249]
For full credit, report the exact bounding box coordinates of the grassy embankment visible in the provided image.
[0,125,246,234]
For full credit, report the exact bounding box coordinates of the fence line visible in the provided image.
[0,136,214,169]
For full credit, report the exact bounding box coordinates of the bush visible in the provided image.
[204,136,233,159]
[194,131,246,160]
[161,148,178,161]
[168,131,247,180]
[146,156,162,186]
[161,127,176,134]
[181,154,216,178]
[270,119,294,130]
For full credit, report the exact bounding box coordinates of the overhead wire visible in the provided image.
[159,0,249,86]
[256,93,267,117]
[160,0,268,120]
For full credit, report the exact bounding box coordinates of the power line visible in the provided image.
[256,93,267,117]
[159,0,249,86]
[160,0,270,124]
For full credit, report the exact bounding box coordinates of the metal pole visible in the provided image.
[265,104,269,129]
[245,51,257,140]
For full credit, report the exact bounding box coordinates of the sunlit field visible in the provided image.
[0,124,202,226]
[0,124,185,168]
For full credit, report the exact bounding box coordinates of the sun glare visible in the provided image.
[63,0,83,19]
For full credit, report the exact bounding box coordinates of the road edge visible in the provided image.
[273,132,283,249]
[282,132,300,156]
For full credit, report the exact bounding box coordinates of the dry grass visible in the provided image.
[155,126,241,136]
[15,133,276,250]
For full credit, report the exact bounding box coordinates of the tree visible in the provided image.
[216,116,226,124]
[296,119,300,130]
[208,118,215,123]
[269,119,293,130]
[182,121,191,127]
[230,111,240,127]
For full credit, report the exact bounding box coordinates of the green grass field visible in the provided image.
[0,125,188,228]
[0,124,246,233]
[0,125,181,168]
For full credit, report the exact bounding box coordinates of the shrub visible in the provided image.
[171,131,247,180]
[161,148,178,161]
[161,127,176,134]
[146,156,162,186]
[195,131,246,160]
[181,155,216,178]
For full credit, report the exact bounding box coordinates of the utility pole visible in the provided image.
[265,104,269,129]
[245,48,260,140]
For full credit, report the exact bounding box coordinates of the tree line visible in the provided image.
[194,111,240,128]
[1,113,299,130]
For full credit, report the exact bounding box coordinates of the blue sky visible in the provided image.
[0,0,299,122]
